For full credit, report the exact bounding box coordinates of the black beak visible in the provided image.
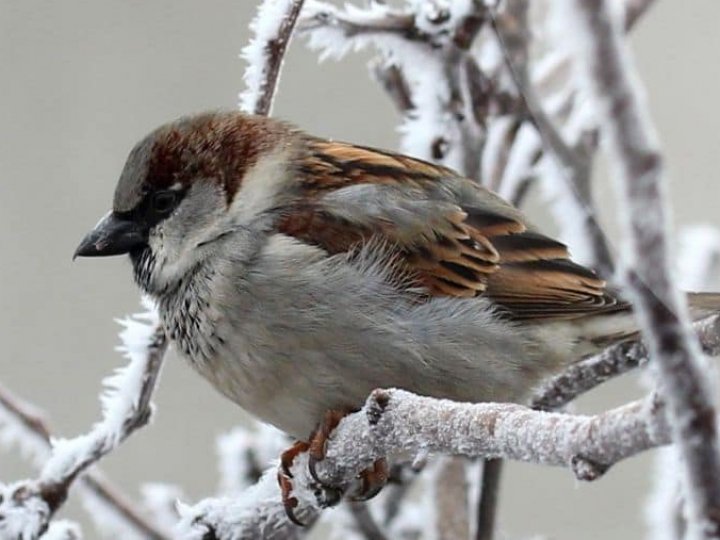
[74,212,146,259]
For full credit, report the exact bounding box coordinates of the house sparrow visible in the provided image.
[74,111,718,515]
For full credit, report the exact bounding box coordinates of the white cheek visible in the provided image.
[228,146,296,224]
[146,184,225,288]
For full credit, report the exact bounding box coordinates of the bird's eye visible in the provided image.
[151,191,178,214]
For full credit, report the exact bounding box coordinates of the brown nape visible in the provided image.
[144,111,295,204]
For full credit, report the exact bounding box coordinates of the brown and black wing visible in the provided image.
[279,139,623,320]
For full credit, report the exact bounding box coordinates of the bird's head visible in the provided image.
[74,111,298,295]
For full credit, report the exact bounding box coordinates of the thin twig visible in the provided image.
[434,457,470,540]
[532,315,720,412]
[380,463,417,526]
[38,327,167,514]
[475,459,503,540]
[568,2,720,536]
[490,2,615,277]
[240,0,306,116]
[0,317,170,539]
[370,62,414,113]
[624,0,657,30]
[348,501,390,540]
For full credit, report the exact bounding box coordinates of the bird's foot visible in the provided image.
[349,457,389,501]
[308,409,389,501]
[277,410,348,526]
[277,408,389,526]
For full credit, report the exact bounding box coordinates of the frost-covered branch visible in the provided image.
[301,0,489,179]
[0,303,169,539]
[532,315,720,412]
[178,388,671,539]
[491,1,615,276]
[646,227,720,540]
[300,0,655,277]
[0,382,170,540]
[566,2,720,537]
[216,423,288,496]
[240,0,306,116]
[347,502,390,540]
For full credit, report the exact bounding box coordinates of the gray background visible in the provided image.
[1,1,719,538]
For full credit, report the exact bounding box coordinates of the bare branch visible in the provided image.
[434,457,470,540]
[240,0,306,116]
[347,501,390,540]
[624,0,658,31]
[567,2,720,536]
[370,62,414,114]
[474,459,502,540]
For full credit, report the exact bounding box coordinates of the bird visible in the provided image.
[74,110,720,520]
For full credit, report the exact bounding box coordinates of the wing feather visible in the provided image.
[278,139,624,320]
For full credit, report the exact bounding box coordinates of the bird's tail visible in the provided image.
[688,292,720,320]
[542,292,720,362]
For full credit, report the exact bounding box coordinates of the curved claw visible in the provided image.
[278,470,305,526]
[349,458,389,502]
[308,453,336,490]
[276,409,355,526]
[307,409,350,488]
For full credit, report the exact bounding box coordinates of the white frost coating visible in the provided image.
[0,404,49,469]
[646,224,720,540]
[216,423,288,496]
[239,0,300,113]
[537,156,595,265]
[645,446,687,540]
[141,483,184,534]
[76,482,146,540]
[322,506,366,540]
[481,116,514,186]
[175,465,311,540]
[563,1,720,537]
[0,297,164,540]
[410,0,474,35]
[558,1,661,269]
[40,299,160,484]
[39,520,82,540]
[302,0,465,168]
[302,1,406,61]
[678,225,720,291]
[0,482,49,540]
[497,122,541,201]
